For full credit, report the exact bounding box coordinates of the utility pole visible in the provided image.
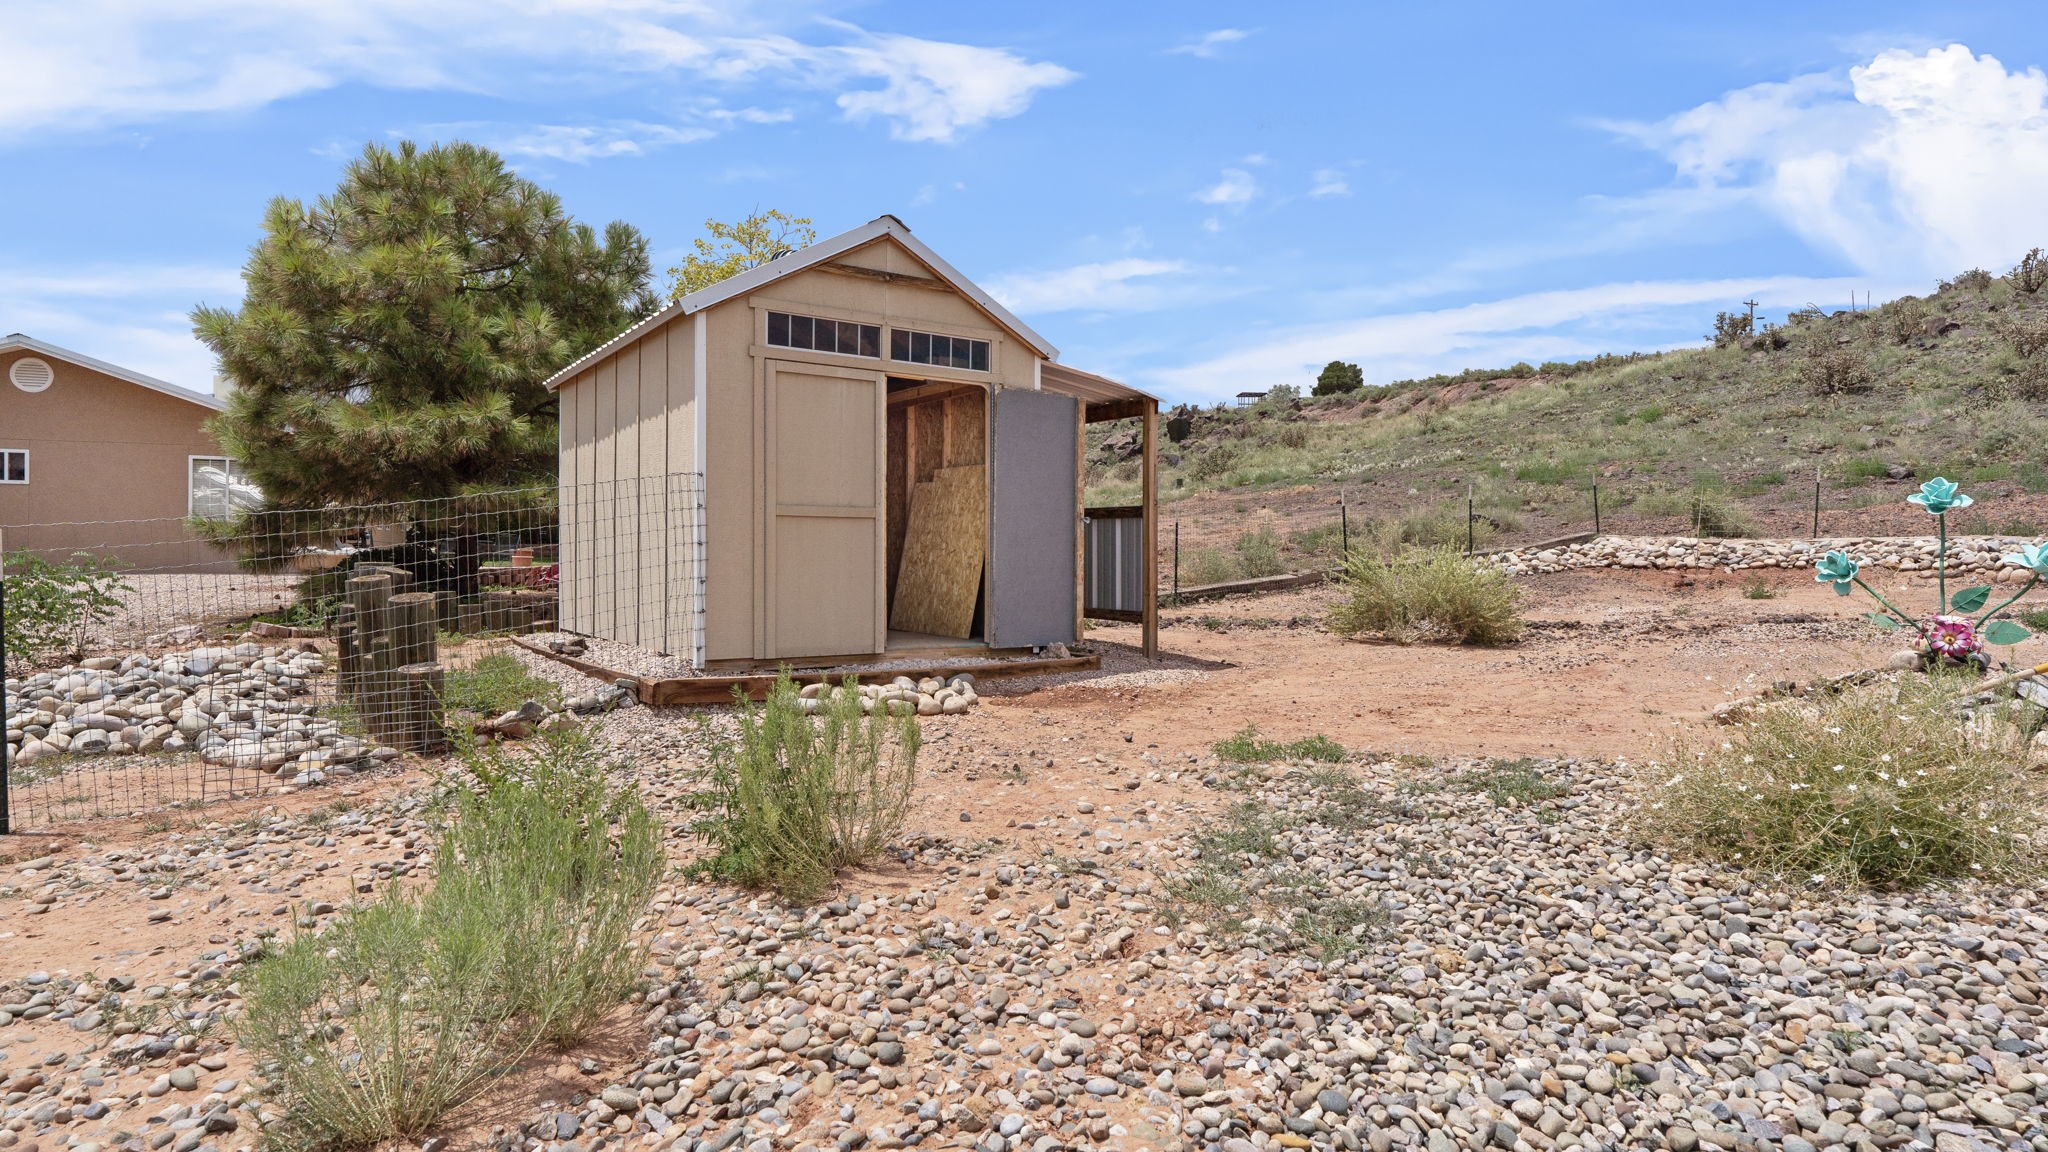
[1743,299,1759,329]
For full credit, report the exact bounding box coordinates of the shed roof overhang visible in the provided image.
[544,215,1061,391]
[1038,362,1158,423]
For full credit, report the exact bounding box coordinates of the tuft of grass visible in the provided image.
[2019,607,2048,632]
[689,673,920,903]
[437,730,662,1048]
[1212,724,1347,763]
[1328,547,1524,646]
[1452,759,1569,807]
[441,651,561,716]
[1646,671,2040,889]
[238,731,659,1148]
[1741,575,1779,600]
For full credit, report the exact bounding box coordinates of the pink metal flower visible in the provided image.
[1924,615,1981,660]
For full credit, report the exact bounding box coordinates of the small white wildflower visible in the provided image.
[1879,753,1891,763]
[1832,764,1845,772]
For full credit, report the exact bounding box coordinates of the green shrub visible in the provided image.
[692,674,920,902]
[442,651,561,715]
[1,550,132,662]
[1328,547,1523,646]
[238,893,526,1149]
[1212,725,1346,763]
[1689,490,1757,538]
[1233,528,1286,579]
[1795,339,1871,395]
[238,733,661,1147]
[1648,672,2039,889]
[1452,759,1568,806]
[1181,546,1239,587]
[2009,247,2046,295]
[437,731,662,1047]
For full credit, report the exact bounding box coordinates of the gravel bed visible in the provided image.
[8,748,2041,1152]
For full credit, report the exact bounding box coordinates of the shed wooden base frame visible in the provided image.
[512,635,1097,706]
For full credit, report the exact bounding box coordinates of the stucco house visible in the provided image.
[0,334,254,569]
[544,215,1160,669]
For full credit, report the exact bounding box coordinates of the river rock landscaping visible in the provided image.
[1496,536,2045,582]
[4,643,388,786]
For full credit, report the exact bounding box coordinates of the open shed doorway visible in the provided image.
[884,376,990,651]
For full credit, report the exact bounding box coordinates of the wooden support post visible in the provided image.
[399,662,448,754]
[1141,400,1160,660]
[507,606,534,635]
[345,572,393,650]
[435,591,459,633]
[389,593,438,669]
[335,604,360,699]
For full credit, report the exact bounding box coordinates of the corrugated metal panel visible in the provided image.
[1083,511,1145,617]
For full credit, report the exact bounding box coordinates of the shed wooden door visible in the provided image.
[988,387,1079,648]
[764,361,887,658]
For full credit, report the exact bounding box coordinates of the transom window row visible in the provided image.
[766,311,990,373]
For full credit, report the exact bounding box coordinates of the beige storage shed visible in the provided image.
[544,215,1160,669]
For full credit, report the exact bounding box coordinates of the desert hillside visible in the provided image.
[1091,262,2048,584]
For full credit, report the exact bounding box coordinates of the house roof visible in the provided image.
[544,215,1060,391]
[1,333,224,411]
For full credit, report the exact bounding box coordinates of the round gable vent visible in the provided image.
[9,357,54,393]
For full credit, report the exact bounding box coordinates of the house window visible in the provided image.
[189,457,262,519]
[767,311,881,358]
[0,449,26,483]
[890,327,989,372]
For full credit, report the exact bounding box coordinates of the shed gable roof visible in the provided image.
[544,215,1058,391]
[0,333,223,411]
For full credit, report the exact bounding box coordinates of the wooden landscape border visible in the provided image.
[512,635,1099,706]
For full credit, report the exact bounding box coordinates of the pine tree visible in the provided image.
[1313,360,1364,396]
[193,141,655,509]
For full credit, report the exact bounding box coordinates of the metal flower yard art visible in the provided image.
[1816,478,2039,662]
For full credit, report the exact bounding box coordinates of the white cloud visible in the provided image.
[1309,168,1351,198]
[988,258,1191,314]
[1195,168,1259,207]
[1168,29,1250,59]
[433,122,716,163]
[0,262,243,390]
[0,2,1073,147]
[834,34,1076,143]
[1150,274,1861,403]
[1611,44,2048,279]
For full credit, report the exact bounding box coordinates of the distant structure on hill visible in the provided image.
[1234,390,1267,408]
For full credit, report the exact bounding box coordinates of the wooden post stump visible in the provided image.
[399,662,448,753]
[390,593,438,668]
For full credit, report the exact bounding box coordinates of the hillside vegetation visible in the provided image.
[1091,258,2048,584]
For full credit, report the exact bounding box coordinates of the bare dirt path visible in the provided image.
[996,567,1931,764]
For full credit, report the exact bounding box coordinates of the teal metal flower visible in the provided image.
[1906,477,1974,515]
[1814,550,1860,595]
[2002,542,2048,575]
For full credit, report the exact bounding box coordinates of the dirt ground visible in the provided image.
[3,563,2043,1148]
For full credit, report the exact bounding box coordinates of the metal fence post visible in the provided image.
[1592,479,1601,536]
[1466,485,1476,555]
[1172,521,1180,606]
[1339,500,1349,559]
[1813,467,1822,537]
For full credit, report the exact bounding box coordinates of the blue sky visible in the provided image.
[4,3,2047,405]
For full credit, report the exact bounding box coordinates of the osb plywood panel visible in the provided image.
[889,465,986,638]
[886,405,910,589]
[913,403,946,485]
[943,393,985,468]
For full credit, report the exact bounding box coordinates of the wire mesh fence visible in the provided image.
[1,474,702,830]
[1157,465,2047,599]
